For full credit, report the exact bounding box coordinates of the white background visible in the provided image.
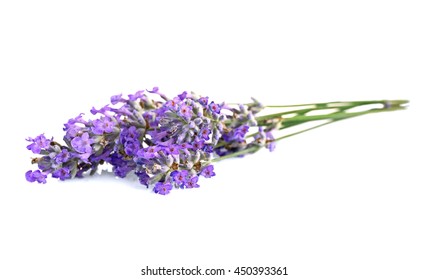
[1,1,427,279]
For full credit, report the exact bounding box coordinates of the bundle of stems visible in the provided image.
[214,100,408,161]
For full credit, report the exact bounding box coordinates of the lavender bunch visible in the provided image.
[25,88,407,194]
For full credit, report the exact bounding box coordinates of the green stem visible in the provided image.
[212,99,408,162]
[264,99,408,109]
[280,105,405,124]
[256,99,408,123]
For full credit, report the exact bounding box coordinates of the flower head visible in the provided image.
[173,170,188,187]
[111,93,125,105]
[209,101,221,114]
[179,104,193,120]
[201,165,215,178]
[55,149,70,164]
[138,146,160,160]
[192,139,205,150]
[178,91,188,100]
[71,132,93,153]
[154,182,173,195]
[198,96,209,106]
[24,86,282,194]
[165,145,180,155]
[92,117,115,135]
[52,167,71,181]
[185,176,200,188]
[199,127,211,140]
[26,134,51,154]
[25,170,47,184]
[128,90,145,101]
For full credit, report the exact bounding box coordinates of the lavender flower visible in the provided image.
[52,167,71,181]
[26,134,51,154]
[25,87,407,195]
[25,170,47,184]
[173,170,188,187]
[111,94,125,105]
[209,101,221,114]
[24,88,272,193]
[200,165,215,178]
[179,104,193,120]
[71,132,93,154]
[55,149,70,164]
[165,145,180,155]
[92,117,115,135]
[185,176,200,189]
[154,182,173,195]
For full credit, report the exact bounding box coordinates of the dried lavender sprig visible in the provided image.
[25,88,407,194]
[25,88,252,194]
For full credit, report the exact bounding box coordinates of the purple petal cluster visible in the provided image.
[26,134,51,154]
[25,88,275,194]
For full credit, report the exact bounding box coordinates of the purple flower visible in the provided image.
[234,125,249,140]
[203,145,214,153]
[76,152,91,163]
[55,149,70,164]
[124,140,140,156]
[71,132,93,153]
[165,145,180,155]
[179,143,192,149]
[148,87,169,100]
[109,152,136,178]
[199,127,211,140]
[126,126,139,139]
[120,126,140,143]
[92,117,115,135]
[111,93,125,105]
[25,170,47,184]
[154,182,173,195]
[223,125,249,142]
[25,87,255,192]
[64,124,81,139]
[90,105,111,115]
[90,107,98,115]
[148,87,159,93]
[179,104,193,120]
[185,176,200,188]
[136,171,150,186]
[173,170,188,187]
[52,167,71,181]
[26,134,51,154]
[114,165,133,178]
[192,139,205,150]
[136,148,145,158]
[198,96,209,106]
[178,91,188,100]
[65,113,87,126]
[200,165,215,178]
[148,127,166,139]
[137,146,160,159]
[209,101,221,114]
[128,90,145,101]
[165,98,180,110]
[116,104,133,117]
